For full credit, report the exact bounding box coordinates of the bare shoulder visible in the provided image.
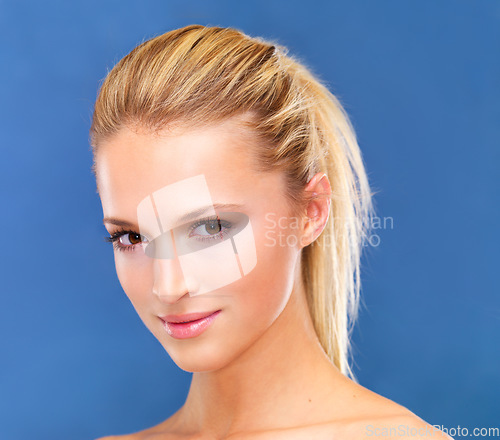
[231,378,453,440]
[94,410,183,440]
[238,413,453,440]
[354,412,454,439]
[333,378,454,439]
[95,435,143,440]
[94,432,169,440]
[94,424,168,439]
[304,409,454,440]
[95,436,136,440]
[94,428,175,440]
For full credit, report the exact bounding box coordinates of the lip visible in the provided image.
[160,310,221,323]
[160,310,221,339]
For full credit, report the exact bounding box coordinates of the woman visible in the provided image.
[92,25,450,439]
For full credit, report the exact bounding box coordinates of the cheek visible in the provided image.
[234,224,299,325]
[114,252,153,307]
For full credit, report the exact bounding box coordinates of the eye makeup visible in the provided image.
[105,214,234,253]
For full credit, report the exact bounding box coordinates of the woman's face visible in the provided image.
[95,118,306,372]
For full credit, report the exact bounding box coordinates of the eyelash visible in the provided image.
[104,228,144,253]
[104,215,232,253]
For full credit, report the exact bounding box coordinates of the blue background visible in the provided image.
[1,1,498,438]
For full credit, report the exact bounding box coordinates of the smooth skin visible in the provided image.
[95,115,451,440]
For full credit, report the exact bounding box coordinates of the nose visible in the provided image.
[150,230,200,302]
[151,255,189,303]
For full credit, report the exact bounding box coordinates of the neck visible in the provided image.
[175,266,348,437]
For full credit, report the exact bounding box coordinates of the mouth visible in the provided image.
[160,310,221,324]
[159,310,222,339]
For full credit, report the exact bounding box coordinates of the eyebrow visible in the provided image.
[103,203,244,228]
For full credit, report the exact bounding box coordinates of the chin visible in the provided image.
[164,340,236,373]
[175,360,224,373]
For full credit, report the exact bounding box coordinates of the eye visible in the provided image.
[193,219,222,236]
[120,232,143,246]
[188,217,232,241]
[104,229,148,252]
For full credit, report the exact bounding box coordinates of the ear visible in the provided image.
[300,172,332,248]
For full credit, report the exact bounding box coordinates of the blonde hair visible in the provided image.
[90,25,375,379]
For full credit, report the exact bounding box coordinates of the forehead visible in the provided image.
[95,120,284,220]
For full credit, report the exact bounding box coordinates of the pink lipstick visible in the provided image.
[160,310,221,339]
